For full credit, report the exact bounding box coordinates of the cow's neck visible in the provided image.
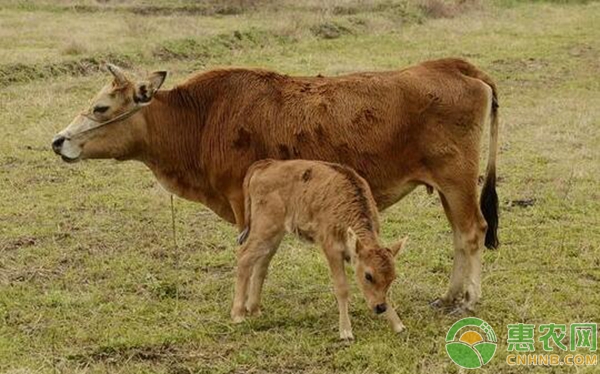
[138,89,236,223]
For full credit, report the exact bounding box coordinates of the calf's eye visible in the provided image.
[93,105,110,114]
[365,273,373,282]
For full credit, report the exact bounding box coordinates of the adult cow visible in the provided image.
[52,58,499,312]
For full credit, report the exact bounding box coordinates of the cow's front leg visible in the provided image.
[228,192,246,232]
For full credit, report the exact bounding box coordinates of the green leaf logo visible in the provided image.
[446,317,497,369]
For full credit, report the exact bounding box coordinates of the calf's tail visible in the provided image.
[237,171,254,245]
[237,159,275,245]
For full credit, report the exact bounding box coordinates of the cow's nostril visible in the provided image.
[375,303,387,314]
[52,136,66,154]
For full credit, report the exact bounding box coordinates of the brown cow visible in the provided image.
[52,58,499,312]
[231,159,408,340]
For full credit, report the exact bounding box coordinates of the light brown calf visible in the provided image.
[231,159,408,340]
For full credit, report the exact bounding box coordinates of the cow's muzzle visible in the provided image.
[52,135,66,155]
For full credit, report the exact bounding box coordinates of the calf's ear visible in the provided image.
[389,236,408,258]
[346,228,363,260]
[134,71,167,104]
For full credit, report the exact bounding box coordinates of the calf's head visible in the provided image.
[346,228,407,315]
[52,64,166,163]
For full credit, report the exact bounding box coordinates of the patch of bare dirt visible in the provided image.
[509,198,536,208]
[1,236,37,251]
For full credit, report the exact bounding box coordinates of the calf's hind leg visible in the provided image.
[245,235,283,316]
[231,201,285,323]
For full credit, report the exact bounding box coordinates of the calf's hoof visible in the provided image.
[245,305,262,317]
[393,323,406,334]
[339,329,354,342]
[231,308,246,324]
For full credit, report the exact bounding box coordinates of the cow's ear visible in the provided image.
[134,71,167,104]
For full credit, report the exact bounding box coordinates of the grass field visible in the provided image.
[1,0,599,373]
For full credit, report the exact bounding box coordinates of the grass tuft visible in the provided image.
[0,55,133,87]
[61,40,88,56]
[311,21,353,39]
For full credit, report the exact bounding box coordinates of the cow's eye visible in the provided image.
[365,273,373,283]
[93,105,110,114]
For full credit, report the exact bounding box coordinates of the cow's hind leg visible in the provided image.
[430,193,466,309]
[433,183,487,313]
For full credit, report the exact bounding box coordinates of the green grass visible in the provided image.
[1,1,599,373]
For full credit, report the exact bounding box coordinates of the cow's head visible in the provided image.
[52,64,166,162]
[346,228,407,315]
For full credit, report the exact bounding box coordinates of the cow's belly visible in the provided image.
[151,168,237,223]
[372,181,420,211]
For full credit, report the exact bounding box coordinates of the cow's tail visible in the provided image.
[455,59,500,249]
[236,159,274,245]
[479,90,500,249]
[480,78,500,249]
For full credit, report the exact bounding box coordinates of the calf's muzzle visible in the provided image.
[375,303,387,315]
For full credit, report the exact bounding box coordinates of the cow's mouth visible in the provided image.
[61,154,80,163]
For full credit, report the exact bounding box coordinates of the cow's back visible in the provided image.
[195,59,493,212]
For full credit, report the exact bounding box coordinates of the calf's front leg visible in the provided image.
[384,307,405,333]
[325,249,353,341]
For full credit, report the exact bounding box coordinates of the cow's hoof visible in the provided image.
[448,306,467,316]
[430,297,463,311]
[429,298,448,309]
